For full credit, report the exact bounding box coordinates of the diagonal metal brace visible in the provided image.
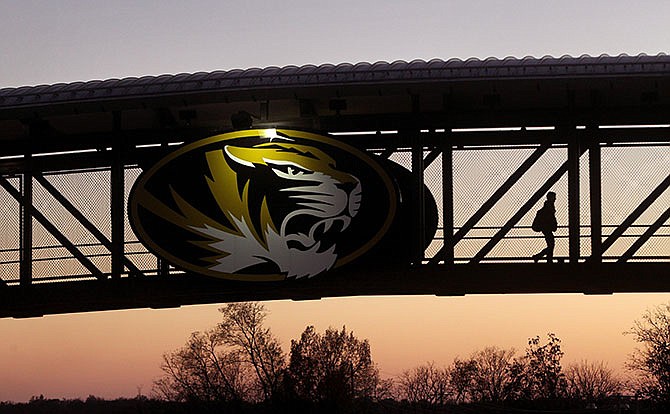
[471,146,587,263]
[601,173,670,254]
[429,143,550,264]
[0,176,105,280]
[618,205,670,263]
[34,174,144,277]
[423,148,441,169]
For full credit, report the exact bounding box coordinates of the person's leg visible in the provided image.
[544,231,555,263]
[533,234,549,262]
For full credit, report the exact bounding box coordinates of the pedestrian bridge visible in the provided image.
[1,54,669,317]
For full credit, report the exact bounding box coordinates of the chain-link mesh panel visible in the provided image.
[46,170,112,238]
[125,167,157,274]
[602,145,670,261]
[31,218,93,281]
[453,146,568,262]
[34,173,111,276]
[0,177,20,284]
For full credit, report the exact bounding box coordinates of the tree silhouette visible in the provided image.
[450,358,479,404]
[626,301,670,402]
[153,329,250,403]
[522,333,567,400]
[471,346,519,402]
[153,302,285,403]
[216,302,285,400]
[398,362,450,405]
[565,360,621,403]
[286,325,380,404]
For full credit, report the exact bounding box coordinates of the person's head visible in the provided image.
[547,191,556,201]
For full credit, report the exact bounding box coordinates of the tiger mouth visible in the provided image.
[285,216,352,252]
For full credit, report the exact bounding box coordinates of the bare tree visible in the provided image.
[449,357,479,403]
[154,302,285,403]
[217,302,285,400]
[153,329,250,402]
[471,346,519,402]
[398,362,451,405]
[626,302,670,402]
[565,360,621,402]
[287,325,380,403]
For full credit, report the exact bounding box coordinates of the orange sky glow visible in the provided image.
[2,293,669,402]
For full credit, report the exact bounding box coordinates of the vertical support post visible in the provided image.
[111,111,124,279]
[589,131,602,262]
[158,140,170,277]
[20,141,32,287]
[568,129,580,263]
[158,258,170,277]
[412,133,425,265]
[441,136,454,265]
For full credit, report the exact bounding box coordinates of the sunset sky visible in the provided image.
[2,0,670,402]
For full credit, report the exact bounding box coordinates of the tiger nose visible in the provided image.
[336,181,358,194]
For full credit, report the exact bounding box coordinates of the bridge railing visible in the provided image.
[1,132,670,287]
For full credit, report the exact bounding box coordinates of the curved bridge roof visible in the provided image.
[2,54,669,110]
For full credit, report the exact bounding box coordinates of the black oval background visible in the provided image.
[129,129,398,281]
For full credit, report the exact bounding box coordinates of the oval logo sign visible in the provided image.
[129,129,397,281]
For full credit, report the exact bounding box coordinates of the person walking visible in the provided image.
[532,191,557,263]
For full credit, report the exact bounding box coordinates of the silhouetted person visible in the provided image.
[532,191,557,263]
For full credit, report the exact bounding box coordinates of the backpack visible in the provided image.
[532,208,545,232]
[532,206,557,232]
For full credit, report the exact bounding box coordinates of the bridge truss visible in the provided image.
[1,55,669,317]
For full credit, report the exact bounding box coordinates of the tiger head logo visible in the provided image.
[190,140,362,278]
[130,129,395,281]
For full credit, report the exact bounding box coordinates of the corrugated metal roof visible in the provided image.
[1,54,669,109]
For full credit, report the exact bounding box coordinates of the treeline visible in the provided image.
[0,395,184,414]
[3,302,670,413]
[152,302,385,412]
[148,302,670,412]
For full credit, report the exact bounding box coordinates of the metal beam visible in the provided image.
[0,176,105,280]
[33,174,143,277]
[471,146,588,263]
[158,258,170,277]
[601,173,670,254]
[589,137,602,262]
[4,262,670,318]
[412,134,425,264]
[111,112,124,279]
[568,134,580,263]
[442,141,454,265]
[157,142,171,278]
[20,170,32,287]
[429,142,550,264]
[19,131,33,287]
